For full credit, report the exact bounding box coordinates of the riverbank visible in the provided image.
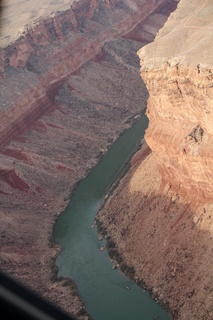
[97,144,213,319]
[95,144,175,314]
[54,114,172,320]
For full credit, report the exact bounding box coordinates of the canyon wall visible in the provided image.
[0,0,176,318]
[97,1,213,320]
[138,0,213,206]
[0,0,167,147]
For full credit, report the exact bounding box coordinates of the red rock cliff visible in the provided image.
[138,0,213,206]
[0,0,167,147]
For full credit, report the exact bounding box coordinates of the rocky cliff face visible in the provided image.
[0,0,168,147]
[138,0,213,206]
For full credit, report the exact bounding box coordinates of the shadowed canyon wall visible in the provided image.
[0,0,179,318]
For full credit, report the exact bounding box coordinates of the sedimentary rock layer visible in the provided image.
[138,0,213,205]
[0,0,168,147]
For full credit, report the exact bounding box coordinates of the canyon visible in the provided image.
[98,0,213,319]
[0,0,179,319]
[1,0,212,319]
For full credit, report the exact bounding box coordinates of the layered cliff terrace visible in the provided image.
[0,0,179,148]
[138,0,213,205]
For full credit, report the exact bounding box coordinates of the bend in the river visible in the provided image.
[54,114,171,320]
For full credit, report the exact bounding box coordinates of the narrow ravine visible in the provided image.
[54,114,171,320]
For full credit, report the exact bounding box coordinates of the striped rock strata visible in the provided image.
[138,0,213,206]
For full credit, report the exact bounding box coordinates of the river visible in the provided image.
[53,113,171,320]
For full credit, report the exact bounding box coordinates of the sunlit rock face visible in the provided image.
[138,0,213,206]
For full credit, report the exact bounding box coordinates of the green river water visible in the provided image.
[54,114,171,320]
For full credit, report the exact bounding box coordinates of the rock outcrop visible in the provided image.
[138,0,213,206]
